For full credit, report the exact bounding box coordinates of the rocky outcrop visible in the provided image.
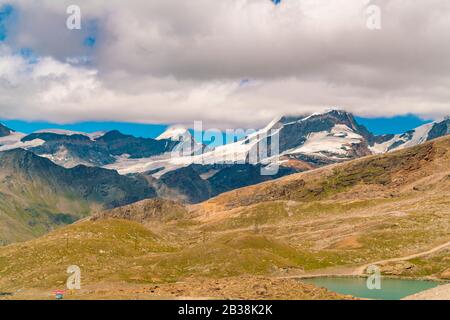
[0,123,13,137]
[93,198,188,223]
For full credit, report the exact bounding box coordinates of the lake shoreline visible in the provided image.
[403,283,450,300]
[297,276,448,300]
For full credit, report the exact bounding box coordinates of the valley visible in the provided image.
[0,134,449,299]
[2,0,449,303]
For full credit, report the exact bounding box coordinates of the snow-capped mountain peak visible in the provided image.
[157,126,192,142]
[0,111,448,179]
[370,118,450,154]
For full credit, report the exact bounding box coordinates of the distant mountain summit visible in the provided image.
[1,111,449,173]
[370,118,450,153]
[0,111,449,175]
[157,126,191,141]
[261,109,374,162]
[136,110,449,175]
[157,125,204,156]
[5,129,180,168]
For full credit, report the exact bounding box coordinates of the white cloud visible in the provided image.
[0,0,449,128]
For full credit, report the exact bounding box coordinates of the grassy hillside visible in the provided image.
[0,149,157,244]
[0,165,93,244]
[199,137,447,211]
[0,136,449,299]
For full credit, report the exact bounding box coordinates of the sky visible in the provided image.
[0,119,168,138]
[0,0,448,133]
[0,114,431,139]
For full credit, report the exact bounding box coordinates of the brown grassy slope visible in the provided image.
[187,136,450,277]
[0,136,449,299]
[92,199,188,223]
[195,135,450,214]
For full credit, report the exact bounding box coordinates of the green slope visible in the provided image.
[0,149,157,244]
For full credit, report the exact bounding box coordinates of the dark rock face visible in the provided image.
[22,132,91,143]
[21,130,180,167]
[157,164,297,204]
[207,164,296,196]
[246,110,373,162]
[63,166,156,209]
[369,134,396,146]
[0,124,13,137]
[427,119,450,141]
[0,148,157,209]
[159,166,212,203]
[276,111,369,154]
[22,132,116,166]
[96,130,179,158]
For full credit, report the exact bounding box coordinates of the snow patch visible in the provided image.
[396,122,434,150]
[285,124,364,158]
[371,122,435,154]
[157,126,191,141]
[0,132,45,152]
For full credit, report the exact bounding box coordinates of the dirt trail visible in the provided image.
[353,240,450,275]
[280,239,450,280]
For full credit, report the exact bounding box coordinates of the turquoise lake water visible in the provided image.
[301,277,443,300]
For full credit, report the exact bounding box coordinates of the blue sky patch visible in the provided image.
[84,36,96,48]
[19,48,39,64]
[83,19,99,48]
[0,114,434,143]
[0,4,14,41]
[0,120,168,139]
[355,114,431,135]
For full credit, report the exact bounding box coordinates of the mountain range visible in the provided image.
[1,132,449,298]
[0,110,449,244]
[2,110,448,174]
